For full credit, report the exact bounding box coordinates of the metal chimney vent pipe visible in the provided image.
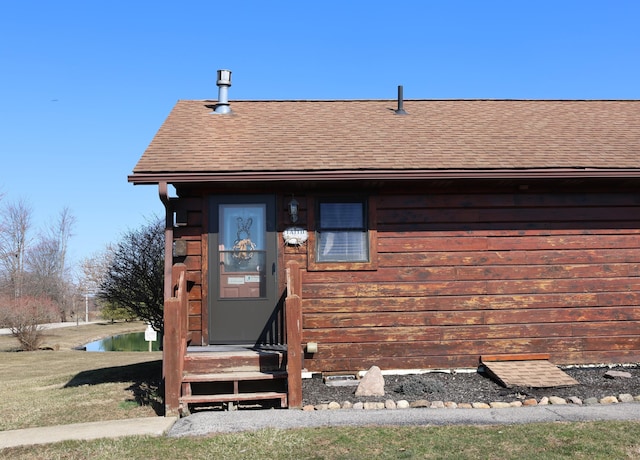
[214,69,232,114]
[394,85,407,115]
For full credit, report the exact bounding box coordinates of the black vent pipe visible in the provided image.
[395,85,407,115]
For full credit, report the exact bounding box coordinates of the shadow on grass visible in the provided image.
[64,359,164,415]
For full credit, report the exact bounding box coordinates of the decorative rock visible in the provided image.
[472,402,490,409]
[549,396,567,405]
[410,399,430,408]
[396,400,410,409]
[618,393,634,403]
[355,366,385,397]
[489,402,511,409]
[305,394,640,410]
[604,370,632,379]
[363,401,385,410]
[328,401,341,410]
[599,396,619,404]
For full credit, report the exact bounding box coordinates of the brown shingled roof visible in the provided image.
[130,99,640,183]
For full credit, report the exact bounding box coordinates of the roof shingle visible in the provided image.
[131,99,640,181]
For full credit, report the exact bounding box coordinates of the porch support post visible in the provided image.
[164,296,181,416]
[286,260,303,408]
[159,181,178,415]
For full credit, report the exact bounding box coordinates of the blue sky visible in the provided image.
[1,1,639,270]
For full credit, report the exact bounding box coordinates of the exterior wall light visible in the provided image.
[288,197,299,223]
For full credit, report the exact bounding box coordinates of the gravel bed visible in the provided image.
[302,364,640,406]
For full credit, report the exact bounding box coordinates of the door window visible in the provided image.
[218,204,266,298]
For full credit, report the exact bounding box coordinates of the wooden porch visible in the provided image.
[163,262,303,416]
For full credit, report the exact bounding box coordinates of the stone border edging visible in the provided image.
[302,393,640,411]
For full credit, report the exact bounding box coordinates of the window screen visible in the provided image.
[317,201,368,262]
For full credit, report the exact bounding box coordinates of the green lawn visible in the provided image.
[5,422,640,459]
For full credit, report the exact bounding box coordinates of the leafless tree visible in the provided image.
[80,247,112,294]
[50,206,75,281]
[0,201,77,321]
[0,199,32,299]
[22,207,76,320]
[79,247,114,321]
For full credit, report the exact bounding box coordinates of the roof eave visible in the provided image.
[128,168,640,185]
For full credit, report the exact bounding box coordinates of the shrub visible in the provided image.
[0,296,58,350]
[99,300,139,323]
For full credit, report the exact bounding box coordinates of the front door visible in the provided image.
[208,195,277,344]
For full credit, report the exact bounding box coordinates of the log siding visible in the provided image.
[171,183,640,372]
[300,188,640,372]
[172,195,206,344]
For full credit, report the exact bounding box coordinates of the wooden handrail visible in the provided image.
[167,260,302,413]
[285,260,303,408]
[164,263,188,416]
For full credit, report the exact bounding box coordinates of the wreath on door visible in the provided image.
[232,217,256,261]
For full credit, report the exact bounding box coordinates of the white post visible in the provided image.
[144,323,158,352]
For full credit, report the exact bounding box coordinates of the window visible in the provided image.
[317,201,368,262]
[307,196,378,271]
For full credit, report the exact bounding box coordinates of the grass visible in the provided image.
[0,321,162,431]
[4,423,640,459]
[0,320,149,352]
[2,322,640,459]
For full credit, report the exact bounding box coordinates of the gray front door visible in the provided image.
[208,195,277,344]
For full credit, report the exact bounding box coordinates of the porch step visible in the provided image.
[183,350,285,374]
[180,349,288,412]
[183,370,288,383]
[181,391,288,405]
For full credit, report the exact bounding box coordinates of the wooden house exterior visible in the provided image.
[129,76,640,415]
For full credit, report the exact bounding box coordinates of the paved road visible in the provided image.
[168,402,640,437]
[0,417,176,449]
[0,321,98,336]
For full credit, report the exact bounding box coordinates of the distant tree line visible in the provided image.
[0,197,77,349]
[0,190,165,349]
